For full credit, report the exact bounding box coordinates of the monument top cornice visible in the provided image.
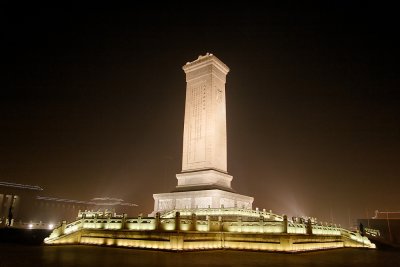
[182,53,230,74]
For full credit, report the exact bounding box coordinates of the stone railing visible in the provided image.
[46,209,354,242]
[161,207,284,221]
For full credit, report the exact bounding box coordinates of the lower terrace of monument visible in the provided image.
[45,208,375,252]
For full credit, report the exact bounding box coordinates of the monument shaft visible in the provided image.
[182,53,229,173]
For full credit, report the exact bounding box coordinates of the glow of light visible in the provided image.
[28,224,33,229]
[48,223,54,229]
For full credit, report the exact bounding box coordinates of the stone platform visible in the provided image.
[45,208,375,252]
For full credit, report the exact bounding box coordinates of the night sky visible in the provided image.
[1,4,399,227]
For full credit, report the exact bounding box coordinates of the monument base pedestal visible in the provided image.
[175,169,233,190]
[150,189,254,216]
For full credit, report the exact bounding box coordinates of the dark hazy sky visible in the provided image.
[1,4,399,227]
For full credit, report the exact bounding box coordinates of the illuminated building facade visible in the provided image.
[0,181,42,227]
[0,181,137,228]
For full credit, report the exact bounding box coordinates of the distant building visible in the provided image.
[0,181,138,227]
[358,210,400,246]
[0,181,42,226]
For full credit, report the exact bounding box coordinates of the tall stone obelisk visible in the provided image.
[152,54,253,215]
[176,53,233,191]
[181,53,228,173]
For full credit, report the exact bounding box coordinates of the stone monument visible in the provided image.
[45,54,375,253]
[152,53,253,215]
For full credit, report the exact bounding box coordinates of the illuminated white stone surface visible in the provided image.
[45,209,376,251]
[151,54,253,215]
[181,53,229,173]
[176,169,232,189]
[153,189,253,213]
